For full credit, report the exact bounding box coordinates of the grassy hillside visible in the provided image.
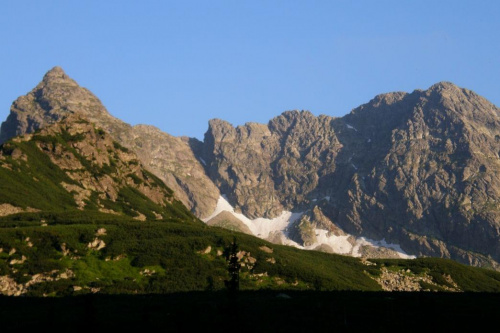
[1,213,500,296]
[0,215,382,296]
[0,117,195,223]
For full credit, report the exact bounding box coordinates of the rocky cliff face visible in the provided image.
[201,112,342,218]
[2,68,500,268]
[0,67,219,218]
[334,83,500,267]
[199,83,500,268]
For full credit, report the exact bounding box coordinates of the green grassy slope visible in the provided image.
[0,140,79,211]
[0,122,194,222]
[0,217,382,295]
[372,258,500,292]
[1,215,500,296]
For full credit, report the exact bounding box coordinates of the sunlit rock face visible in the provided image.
[0,67,220,218]
[199,82,500,269]
[2,68,500,269]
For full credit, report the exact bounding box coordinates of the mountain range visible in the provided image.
[2,67,500,270]
[1,115,499,296]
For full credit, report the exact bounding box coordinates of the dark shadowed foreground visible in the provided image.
[1,291,498,332]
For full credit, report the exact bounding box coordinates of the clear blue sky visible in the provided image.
[1,1,499,139]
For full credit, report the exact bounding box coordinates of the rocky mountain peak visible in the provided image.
[0,67,111,144]
[422,81,500,122]
[370,91,408,108]
[279,109,314,119]
[42,66,71,82]
[197,81,500,268]
[428,81,460,92]
[207,118,234,134]
[1,67,220,218]
[34,66,82,94]
[273,110,315,123]
[267,110,318,134]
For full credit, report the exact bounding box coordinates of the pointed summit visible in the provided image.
[0,67,110,144]
[40,66,78,88]
[45,66,67,78]
[428,81,461,93]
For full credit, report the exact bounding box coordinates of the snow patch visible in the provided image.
[202,195,234,222]
[346,123,358,131]
[305,229,352,254]
[304,231,415,259]
[352,237,416,259]
[203,196,415,259]
[202,196,303,242]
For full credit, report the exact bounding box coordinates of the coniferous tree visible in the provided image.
[225,238,241,293]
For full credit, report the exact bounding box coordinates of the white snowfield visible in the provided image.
[202,195,302,241]
[346,123,358,131]
[351,237,416,259]
[203,196,415,259]
[304,230,352,254]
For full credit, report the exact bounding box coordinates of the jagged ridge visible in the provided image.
[2,68,500,269]
[199,82,500,268]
